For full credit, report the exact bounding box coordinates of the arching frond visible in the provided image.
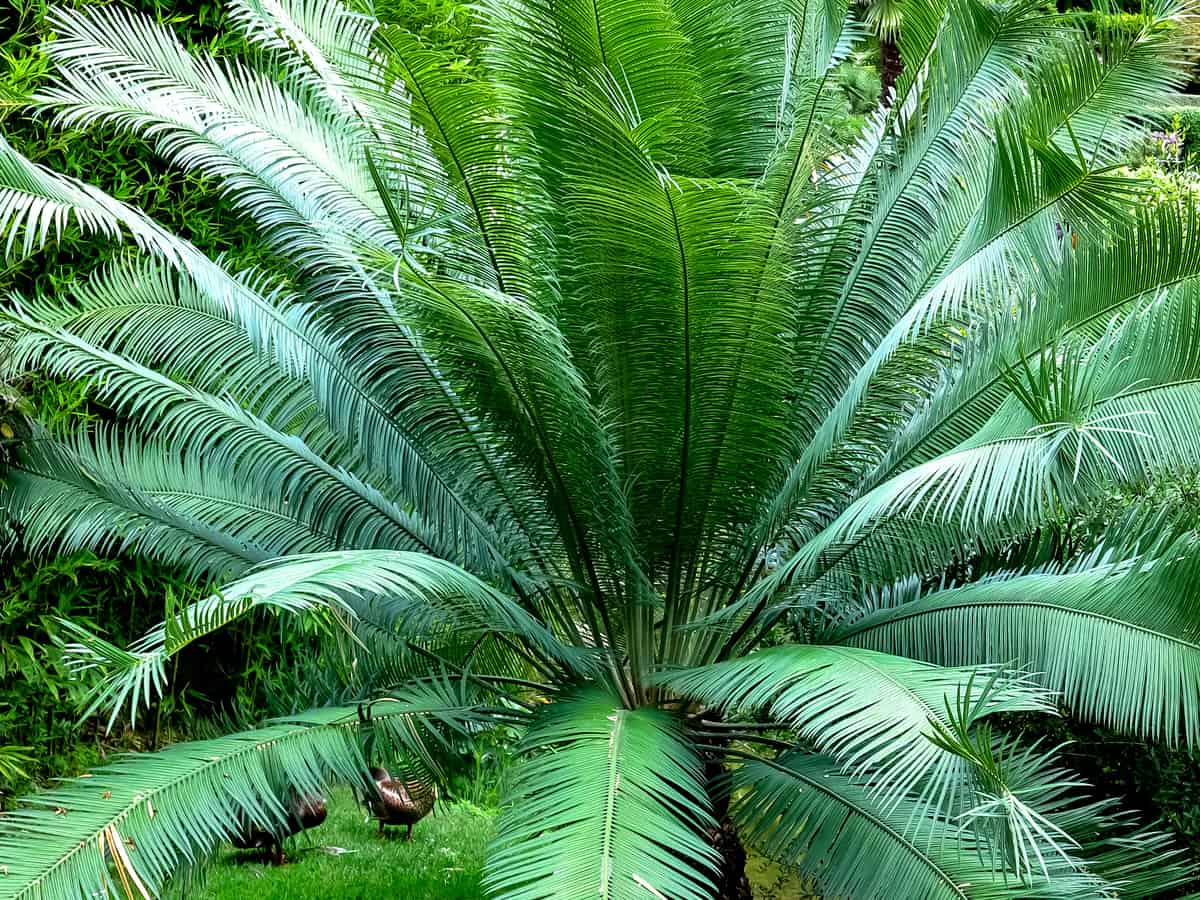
[733,744,1196,900]
[1021,5,1196,166]
[870,203,1200,493]
[6,256,541,576]
[661,644,1051,804]
[733,751,1021,900]
[753,293,1200,615]
[758,112,1146,549]
[227,0,379,118]
[787,0,1063,454]
[61,550,585,729]
[838,526,1200,745]
[5,432,281,580]
[372,26,543,297]
[0,135,181,261]
[35,5,399,272]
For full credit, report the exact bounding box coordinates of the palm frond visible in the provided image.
[662,644,1051,805]
[751,288,1200,617]
[838,522,1200,744]
[733,744,1195,900]
[33,5,407,276]
[5,255,539,577]
[227,0,379,119]
[787,0,1061,451]
[733,750,1023,900]
[870,202,1200,492]
[1021,5,1195,166]
[60,550,584,729]
[484,689,719,900]
[372,25,543,297]
[673,0,855,178]
[758,110,1146,550]
[4,432,270,580]
[0,134,178,261]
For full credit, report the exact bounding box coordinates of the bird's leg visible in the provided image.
[378,819,385,838]
[406,824,413,842]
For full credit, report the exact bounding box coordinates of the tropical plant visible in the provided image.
[1,0,1200,897]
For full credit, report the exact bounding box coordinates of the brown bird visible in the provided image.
[231,792,327,865]
[366,767,436,840]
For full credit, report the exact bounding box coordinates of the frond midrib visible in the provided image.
[8,460,263,566]
[822,646,943,726]
[150,488,340,545]
[598,708,625,898]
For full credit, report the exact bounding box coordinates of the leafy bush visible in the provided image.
[370,0,481,68]
[1012,713,1200,869]
[0,554,191,794]
[1149,105,1200,161]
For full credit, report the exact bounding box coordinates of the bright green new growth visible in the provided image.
[2,0,1200,897]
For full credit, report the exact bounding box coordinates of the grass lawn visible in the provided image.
[171,789,494,899]
[169,788,816,899]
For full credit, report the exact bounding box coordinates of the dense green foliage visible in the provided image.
[1,555,188,787]
[5,0,1200,899]
[0,0,273,294]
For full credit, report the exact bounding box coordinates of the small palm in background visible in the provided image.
[1,0,1200,897]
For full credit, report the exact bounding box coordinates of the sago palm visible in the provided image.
[3,0,1200,897]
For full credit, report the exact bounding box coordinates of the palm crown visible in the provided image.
[3,0,1200,896]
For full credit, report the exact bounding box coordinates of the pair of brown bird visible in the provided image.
[231,768,436,864]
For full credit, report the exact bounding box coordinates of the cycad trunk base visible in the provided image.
[710,819,755,900]
[880,35,904,103]
[3,0,1200,898]
[704,731,755,900]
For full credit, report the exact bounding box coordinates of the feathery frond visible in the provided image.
[484,690,719,900]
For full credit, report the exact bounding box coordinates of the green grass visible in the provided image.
[746,854,821,900]
[171,789,495,899]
